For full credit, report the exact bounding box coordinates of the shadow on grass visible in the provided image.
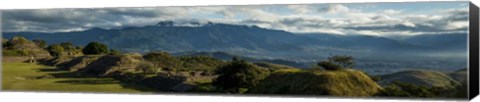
[34,67,159,92]
[55,79,119,85]
[36,68,59,72]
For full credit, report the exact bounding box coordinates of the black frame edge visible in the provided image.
[469,1,480,100]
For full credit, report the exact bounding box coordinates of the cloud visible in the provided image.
[1,3,469,37]
[287,5,313,14]
[381,9,403,15]
[317,4,351,14]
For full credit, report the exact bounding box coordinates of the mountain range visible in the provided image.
[2,21,468,61]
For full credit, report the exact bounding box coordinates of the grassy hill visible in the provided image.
[248,69,382,97]
[378,70,460,88]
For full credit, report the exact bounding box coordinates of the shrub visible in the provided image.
[213,57,268,93]
[82,42,109,55]
[47,44,64,57]
[60,42,75,50]
[317,61,342,70]
[327,55,355,68]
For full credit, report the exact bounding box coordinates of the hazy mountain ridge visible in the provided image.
[2,21,467,60]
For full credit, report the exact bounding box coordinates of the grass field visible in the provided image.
[2,63,154,93]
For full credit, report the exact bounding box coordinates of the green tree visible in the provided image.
[47,44,64,57]
[82,42,109,55]
[32,39,47,48]
[60,42,75,50]
[317,61,342,70]
[2,38,9,48]
[327,55,355,68]
[213,57,268,93]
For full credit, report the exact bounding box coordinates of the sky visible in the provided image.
[1,1,470,37]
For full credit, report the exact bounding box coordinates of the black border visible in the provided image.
[469,1,479,100]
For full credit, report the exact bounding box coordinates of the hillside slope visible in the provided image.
[248,69,382,96]
[377,70,460,88]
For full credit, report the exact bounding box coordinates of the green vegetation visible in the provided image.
[60,42,75,50]
[32,39,46,48]
[248,69,382,96]
[178,55,226,72]
[317,61,342,70]
[2,63,153,93]
[82,42,109,55]
[378,70,460,88]
[143,52,226,73]
[326,55,355,68]
[1,36,468,98]
[47,44,65,57]
[316,55,355,70]
[143,52,182,72]
[213,58,268,93]
[109,49,121,55]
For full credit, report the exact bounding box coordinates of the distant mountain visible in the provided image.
[2,21,467,60]
[174,51,310,68]
[393,34,467,52]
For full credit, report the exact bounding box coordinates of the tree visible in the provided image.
[82,42,109,55]
[60,42,75,50]
[327,55,355,68]
[32,39,47,48]
[317,61,342,70]
[47,44,64,57]
[2,38,9,48]
[213,57,268,93]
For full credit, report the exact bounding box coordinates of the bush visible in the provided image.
[60,42,75,50]
[82,42,109,55]
[327,55,355,68]
[213,58,268,93]
[317,61,342,70]
[47,44,64,57]
[136,62,157,74]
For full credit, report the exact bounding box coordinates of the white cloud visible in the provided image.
[381,9,402,15]
[1,4,469,37]
[287,5,312,14]
[318,4,350,14]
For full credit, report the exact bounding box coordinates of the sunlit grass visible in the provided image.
[2,62,153,93]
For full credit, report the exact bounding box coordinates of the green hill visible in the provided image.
[248,69,382,97]
[378,70,460,88]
